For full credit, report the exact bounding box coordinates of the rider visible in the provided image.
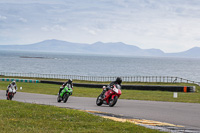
[100,77,122,99]
[58,79,73,96]
[6,81,17,96]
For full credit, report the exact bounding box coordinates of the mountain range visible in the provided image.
[0,39,199,58]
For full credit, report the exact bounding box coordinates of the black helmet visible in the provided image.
[115,77,122,85]
[68,79,72,84]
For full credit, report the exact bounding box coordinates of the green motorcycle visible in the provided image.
[57,85,73,103]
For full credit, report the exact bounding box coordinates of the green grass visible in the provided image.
[0,81,60,95]
[1,81,200,103]
[0,100,164,133]
[120,89,200,103]
[0,76,110,84]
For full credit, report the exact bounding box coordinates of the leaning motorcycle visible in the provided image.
[7,87,16,100]
[57,85,73,103]
[96,84,122,107]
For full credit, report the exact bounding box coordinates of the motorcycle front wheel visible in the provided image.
[63,93,69,103]
[7,93,13,100]
[96,95,103,106]
[109,96,118,107]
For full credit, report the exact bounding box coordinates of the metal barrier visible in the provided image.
[0,72,196,84]
[40,80,196,92]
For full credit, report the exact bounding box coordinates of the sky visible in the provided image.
[0,0,200,53]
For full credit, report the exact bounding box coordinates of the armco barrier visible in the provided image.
[123,85,195,92]
[40,80,63,84]
[40,80,196,92]
[0,78,39,83]
[1,79,195,92]
[40,80,107,88]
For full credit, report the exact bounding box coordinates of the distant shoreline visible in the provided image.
[20,56,45,59]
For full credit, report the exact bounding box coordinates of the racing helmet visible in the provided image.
[68,79,72,84]
[115,77,122,85]
[12,81,16,85]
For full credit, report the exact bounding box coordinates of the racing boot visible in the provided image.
[100,90,106,99]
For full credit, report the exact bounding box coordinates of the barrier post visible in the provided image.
[184,86,187,92]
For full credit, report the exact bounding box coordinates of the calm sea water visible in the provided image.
[1,50,200,82]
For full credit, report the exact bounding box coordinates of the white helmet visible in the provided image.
[12,81,16,85]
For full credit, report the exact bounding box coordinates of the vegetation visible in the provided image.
[0,100,164,133]
[0,76,197,132]
[0,80,200,103]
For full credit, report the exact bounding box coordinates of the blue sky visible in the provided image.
[0,0,200,52]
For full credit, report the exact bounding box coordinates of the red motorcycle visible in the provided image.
[96,84,122,107]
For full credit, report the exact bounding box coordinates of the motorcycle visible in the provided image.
[96,84,122,107]
[57,85,73,103]
[7,87,16,100]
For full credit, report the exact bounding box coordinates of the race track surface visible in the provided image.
[1,90,200,131]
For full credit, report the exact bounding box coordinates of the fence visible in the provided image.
[0,72,197,84]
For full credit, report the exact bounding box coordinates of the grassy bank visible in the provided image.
[0,81,200,103]
[0,100,163,133]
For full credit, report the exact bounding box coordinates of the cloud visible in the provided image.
[19,17,27,23]
[41,25,67,32]
[1,0,200,52]
[81,27,101,35]
[0,15,7,20]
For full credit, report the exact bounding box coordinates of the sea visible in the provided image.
[1,50,200,82]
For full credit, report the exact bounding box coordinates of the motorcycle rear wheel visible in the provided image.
[109,96,118,107]
[57,95,61,102]
[96,95,103,106]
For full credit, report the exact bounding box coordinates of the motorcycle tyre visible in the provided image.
[57,95,61,103]
[7,94,13,100]
[96,95,103,106]
[109,96,118,107]
[63,93,69,103]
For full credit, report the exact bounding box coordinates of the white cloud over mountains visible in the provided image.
[0,0,200,52]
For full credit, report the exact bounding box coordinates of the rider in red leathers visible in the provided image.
[100,77,122,99]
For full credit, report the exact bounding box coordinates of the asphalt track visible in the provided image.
[1,90,200,132]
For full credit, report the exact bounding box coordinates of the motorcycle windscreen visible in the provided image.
[113,87,122,95]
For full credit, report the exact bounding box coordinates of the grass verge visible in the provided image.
[0,81,200,103]
[0,100,164,133]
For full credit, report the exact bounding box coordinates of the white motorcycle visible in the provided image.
[7,87,16,100]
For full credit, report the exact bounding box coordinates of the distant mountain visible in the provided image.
[83,41,164,56]
[0,40,88,53]
[167,47,200,57]
[0,39,199,57]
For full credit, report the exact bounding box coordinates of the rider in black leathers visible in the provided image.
[58,79,73,95]
[100,77,122,99]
